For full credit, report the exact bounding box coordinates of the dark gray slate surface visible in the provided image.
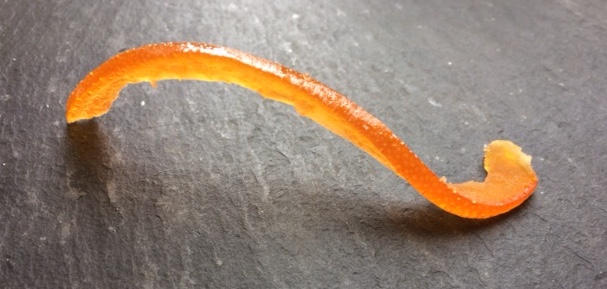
[1,0,606,288]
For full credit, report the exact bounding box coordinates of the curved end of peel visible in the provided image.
[65,74,121,124]
[446,140,538,218]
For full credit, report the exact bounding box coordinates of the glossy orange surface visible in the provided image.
[66,42,537,218]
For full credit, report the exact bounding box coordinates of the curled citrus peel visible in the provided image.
[66,42,537,218]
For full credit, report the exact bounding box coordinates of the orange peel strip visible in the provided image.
[66,42,538,218]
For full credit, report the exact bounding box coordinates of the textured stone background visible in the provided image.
[1,0,606,288]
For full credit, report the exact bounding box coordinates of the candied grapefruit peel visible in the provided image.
[66,42,538,219]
